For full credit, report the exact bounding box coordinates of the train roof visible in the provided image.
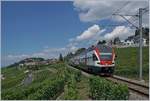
[96,44,112,53]
[73,45,113,57]
[86,44,112,53]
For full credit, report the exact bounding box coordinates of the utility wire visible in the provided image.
[112,1,148,29]
[128,6,149,28]
[98,2,148,29]
[110,1,131,21]
[113,1,131,14]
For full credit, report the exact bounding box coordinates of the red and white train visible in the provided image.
[69,45,116,76]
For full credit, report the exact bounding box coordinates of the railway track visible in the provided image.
[68,65,149,99]
[105,75,149,98]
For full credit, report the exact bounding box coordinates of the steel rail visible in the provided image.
[68,64,149,98]
[106,76,149,98]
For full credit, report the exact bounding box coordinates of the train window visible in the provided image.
[93,54,98,61]
[100,55,112,60]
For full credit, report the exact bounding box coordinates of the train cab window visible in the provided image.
[100,55,112,60]
[93,54,98,61]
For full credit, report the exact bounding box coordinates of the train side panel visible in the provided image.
[69,45,116,76]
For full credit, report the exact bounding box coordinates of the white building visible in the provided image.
[143,38,147,46]
[124,40,134,46]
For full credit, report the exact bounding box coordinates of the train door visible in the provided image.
[86,50,95,66]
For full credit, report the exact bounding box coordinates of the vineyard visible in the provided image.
[1,62,129,100]
[89,76,129,100]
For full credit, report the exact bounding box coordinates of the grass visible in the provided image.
[1,66,26,90]
[1,63,65,100]
[76,75,90,99]
[2,54,148,100]
[57,66,90,100]
[114,47,149,81]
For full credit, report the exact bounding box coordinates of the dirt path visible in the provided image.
[22,72,33,86]
[76,76,91,100]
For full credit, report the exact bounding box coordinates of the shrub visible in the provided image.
[2,88,26,100]
[64,75,78,100]
[65,68,82,82]
[27,77,65,100]
[74,70,82,82]
[2,73,65,100]
[32,70,52,83]
[89,76,129,100]
[2,73,25,89]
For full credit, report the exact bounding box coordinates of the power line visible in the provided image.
[98,1,148,30]
[106,1,131,26]
[142,7,149,14]
[113,7,147,81]
[112,5,149,29]
[112,13,139,29]
[110,1,142,29]
[113,1,131,14]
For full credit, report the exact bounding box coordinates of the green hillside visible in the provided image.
[114,47,149,81]
[1,62,129,100]
[1,47,149,99]
[1,63,64,100]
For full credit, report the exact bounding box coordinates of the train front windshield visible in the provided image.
[100,54,112,61]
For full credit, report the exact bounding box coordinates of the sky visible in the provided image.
[1,0,149,67]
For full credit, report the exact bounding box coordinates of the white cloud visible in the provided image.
[67,24,104,49]
[7,54,29,60]
[73,0,148,24]
[3,0,148,67]
[3,24,135,67]
[69,24,101,42]
[68,24,135,50]
[104,26,134,40]
[3,46,78,67]
[43,47,66,53]
[76,24,100,41]
[2,54,30,67]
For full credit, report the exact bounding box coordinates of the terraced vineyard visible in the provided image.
[1,62,129,100]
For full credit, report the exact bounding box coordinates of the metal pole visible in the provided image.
[139,8,143,80]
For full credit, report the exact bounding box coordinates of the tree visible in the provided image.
[135,27,149,36]
[97,40,106,45]
[110,40,113,45]
[59,53,63,61]
[64,52,74,61]
[135,27,149,44]
[75,48,86,55]
[113,37,120,45]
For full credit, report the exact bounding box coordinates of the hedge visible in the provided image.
[2,73,65,100]
[64,75,78,100]
[27,77,65,100]
[63,68,81,100]
[1,82,44,100]
[89,76,129,100]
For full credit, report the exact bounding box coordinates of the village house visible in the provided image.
[115,35,147,47]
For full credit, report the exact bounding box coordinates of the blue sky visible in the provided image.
[1,1,148,67]
[1,1,91,66]
[2,1,89,54]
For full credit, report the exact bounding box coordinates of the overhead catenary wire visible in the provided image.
[97,1,131,29]
[113,1,131,14]
[112,8,148,29]
[111,1,131,23]
[111,1,148,29]
[127,7,148,28]
[113,6,148,81]
[100,1,149,29]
